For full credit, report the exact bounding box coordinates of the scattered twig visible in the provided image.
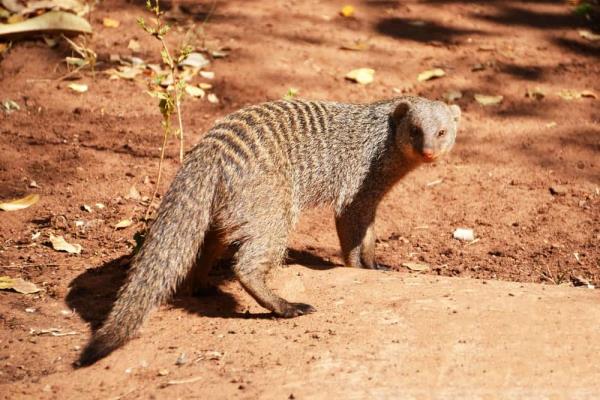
[30,328,79,337]
[163,376,203,386]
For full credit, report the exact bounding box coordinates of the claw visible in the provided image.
[374,263,391,271]
[276,302,316,318]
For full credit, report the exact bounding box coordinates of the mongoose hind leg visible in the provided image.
[233,233,315,318]
[180,229,227,297]
[336,199,387,270]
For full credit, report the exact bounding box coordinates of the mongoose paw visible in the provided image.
[276,302,316,318]
[373,263,392,271]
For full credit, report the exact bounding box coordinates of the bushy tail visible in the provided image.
[79,152,219,366]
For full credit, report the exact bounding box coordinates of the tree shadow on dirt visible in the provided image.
[66,247,340,331]
[451,95,599,182]
[374,1,597,57]
[375,17,482,43]
[474,4,585,29]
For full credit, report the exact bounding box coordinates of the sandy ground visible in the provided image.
[0,0,599,398]
[4,266,600,399]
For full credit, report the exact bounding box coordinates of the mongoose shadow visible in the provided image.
[66,247,340,329]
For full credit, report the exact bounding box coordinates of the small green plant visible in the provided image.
[573,2,593,16]
[284,87,299,100]
[62,35,97,78]
[538,264,570,285]
[138,0,192,219]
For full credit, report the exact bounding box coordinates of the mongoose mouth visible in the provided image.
[422,149,437,162]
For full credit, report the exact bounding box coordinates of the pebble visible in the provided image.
[453,228,475,242]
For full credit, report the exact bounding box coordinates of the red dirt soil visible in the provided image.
[0,0,599,397]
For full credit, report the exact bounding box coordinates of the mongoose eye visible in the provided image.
[437,129,446,138]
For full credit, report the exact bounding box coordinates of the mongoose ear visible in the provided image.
[392,101,411,123]
[449,104,461,123]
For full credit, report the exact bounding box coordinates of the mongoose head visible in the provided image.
[392,99,461,163]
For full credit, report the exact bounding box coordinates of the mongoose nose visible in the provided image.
[422,149,435,160]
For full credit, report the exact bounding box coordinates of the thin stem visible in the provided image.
[175,95,184,162]
[159,36,185,163]
[145,121,170,221]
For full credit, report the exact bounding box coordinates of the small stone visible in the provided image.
[453,228,475,242]
[549,185,567,196]
[158,369,169,376]
[175,352,187,366]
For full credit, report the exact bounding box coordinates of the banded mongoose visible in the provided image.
[80,96,461,365]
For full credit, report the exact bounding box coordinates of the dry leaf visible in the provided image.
[0,193,39,211]
[67,83,88,93]
[127,185,141,200]
[558,90,579,100]
[127,39,140,52]
[1,0,24,13]
[114,219,133,229]
[103,17,119,28]
[20,0,89,16]
[0,276,41,294]
[471,63,485,72]
[179,52,210,69]
[345,68,374,85]
[417,68,445,82]
[0,11,92,39]
[340,40,368,51]
[340,5,355,17]
[199,70,214,79]
[107,66,143,80]
[211,50,228,58]
[578,29,600,41]
[525,87,545,100]
[7,14,24,23]
[49,234,82,254]
[43,36,58,47]
[580,90,597,99]
[556,89,596,100]
[185,85,205,98]
[474,94,503,106]
[180,67,198,82]
[401,262,430,272]
[444,90,462,102]
[207,93,219,104]
[2,99,19,113]
[477,44,495,51]
[66,56,86,67]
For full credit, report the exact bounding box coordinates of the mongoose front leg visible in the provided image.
[360,222,376,269]
[336,201,379,269]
